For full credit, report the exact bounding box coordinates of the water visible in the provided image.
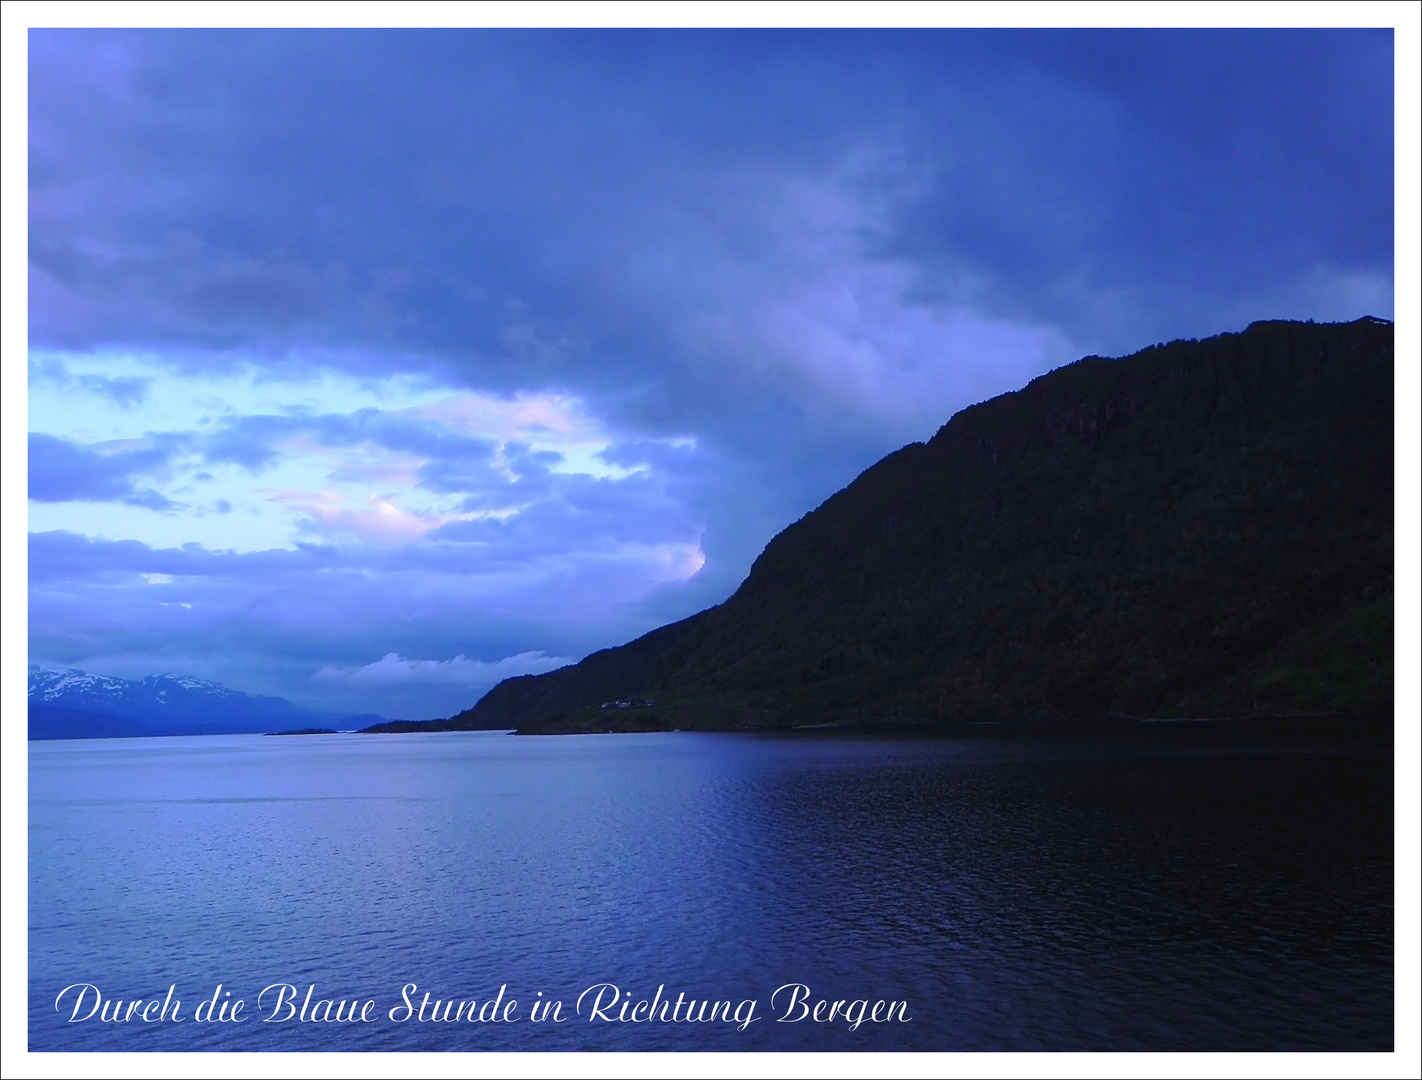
[29,726,1392,1051]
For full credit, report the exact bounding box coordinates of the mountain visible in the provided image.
[27,667,384,739]
[420,317,1392,735]
[28,706,149,741]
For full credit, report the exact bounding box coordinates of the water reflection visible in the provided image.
[29,727,1391,1051]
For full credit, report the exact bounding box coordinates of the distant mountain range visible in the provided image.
[27,667,385,740]
[399,316,1392,734]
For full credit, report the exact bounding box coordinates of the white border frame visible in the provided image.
[5,4,1418,1078]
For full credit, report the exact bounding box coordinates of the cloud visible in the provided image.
[31,355,154,406]
[191,393,707,551]
[27,30,1391,369]
[202,409,500,473]
[28,432,184,508]
[314,650,572,688]
[27,518,706,717]
[77,373,151,406]
[755,260,1070,424]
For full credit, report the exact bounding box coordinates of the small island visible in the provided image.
[264,727,340,736]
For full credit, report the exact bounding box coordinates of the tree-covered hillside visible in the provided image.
[423,317,1392,733]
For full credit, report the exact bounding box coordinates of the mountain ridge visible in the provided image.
[410,316,1392,735]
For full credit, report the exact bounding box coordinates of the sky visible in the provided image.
[24,27,1396,720]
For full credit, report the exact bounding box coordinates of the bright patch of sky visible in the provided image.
[29,351,662,553]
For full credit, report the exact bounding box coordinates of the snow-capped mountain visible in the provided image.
[28,665,378,738]
[31,668,242,707]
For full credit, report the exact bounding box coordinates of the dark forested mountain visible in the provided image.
[414,318,1393,734]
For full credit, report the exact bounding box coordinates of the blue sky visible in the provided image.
[25,28,1395,719]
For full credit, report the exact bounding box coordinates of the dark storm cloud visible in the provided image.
[29,30,1391,379]
[877,30,1393,342]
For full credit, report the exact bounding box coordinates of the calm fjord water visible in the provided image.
[29,727,1391,1051]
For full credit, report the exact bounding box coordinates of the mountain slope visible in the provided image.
[385,613,708,731]
[28,706,149,741]
[441,317,1394,732]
